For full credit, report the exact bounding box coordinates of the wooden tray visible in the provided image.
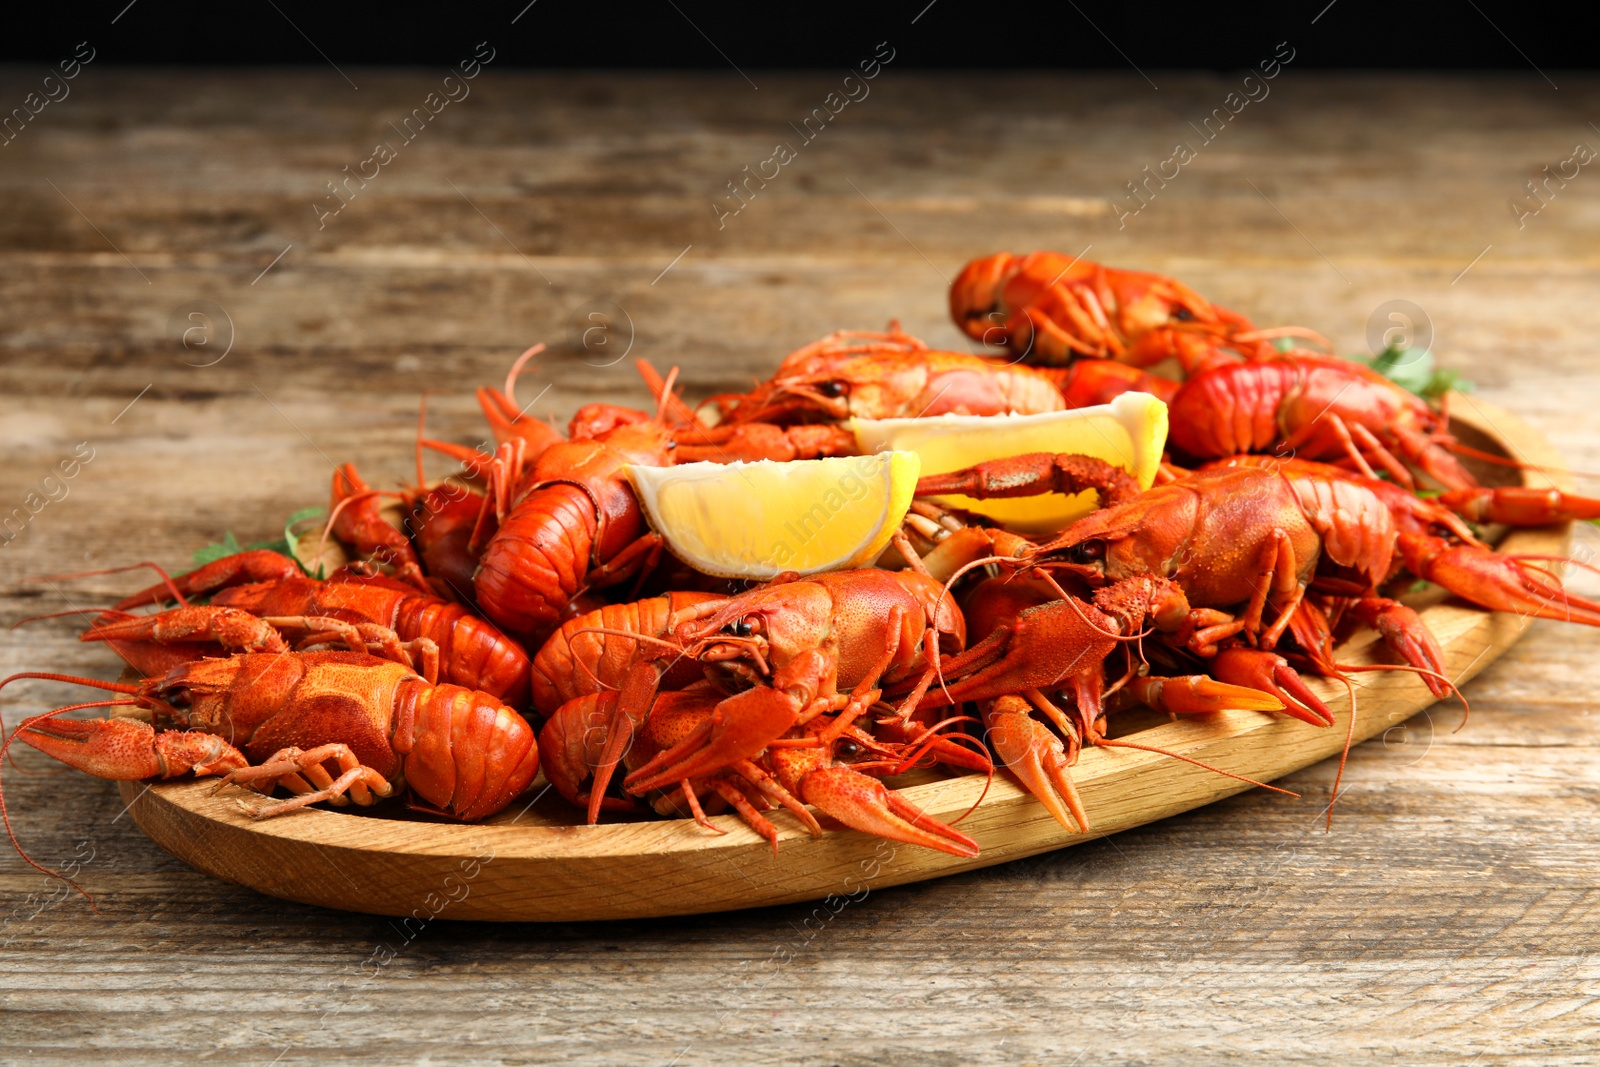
[119,400,1570,921]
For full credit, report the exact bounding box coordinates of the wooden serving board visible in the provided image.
[118,401,1570,922]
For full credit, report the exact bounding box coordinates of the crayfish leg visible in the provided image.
[218,744,393,817]
[706,778,782,853]
[731,758,822,836]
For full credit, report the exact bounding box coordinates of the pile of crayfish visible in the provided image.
[10,250,1600,899]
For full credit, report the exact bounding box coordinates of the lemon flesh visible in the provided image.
[850,392,1168,534]
[627,451,921,579]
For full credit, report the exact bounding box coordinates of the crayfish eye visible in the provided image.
[726,616,756,637]
[1172,306,1196,322]
[1066,539,1105,565]
[835,739,862,759]
[816,380,848,398]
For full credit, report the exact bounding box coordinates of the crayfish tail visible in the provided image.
[397,680,539,822]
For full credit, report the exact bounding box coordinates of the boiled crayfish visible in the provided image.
[1166,351,1476,490]
[539,567,972,827]
[950,252,1320,371]
[1,649,539,896]
[103,549,532,707]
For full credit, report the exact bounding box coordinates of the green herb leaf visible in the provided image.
[187,506,326,577]
[284,506,328,579]
[1420,367,1474,400]
[1343,343,1474,400]
[1369,343,1436,395]
[190,531,246,568]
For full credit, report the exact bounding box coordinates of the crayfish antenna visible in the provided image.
[1398,533,1600,628]
[1442,441,1600,483]
[636,359,700,428]
[1234,325,1333,352]
[418,437,494,472]
[1330,663,1470,732]
[0,690,150,914]
[504,342,544,408]
[890,715,994,777]
[1094,736,1300,799]
[0,671,143,701]
[1509,554,1600,581]
[413,390,435,492]
[1324,676,1358,831]
[27,562,192,610]
[10,607,133,630]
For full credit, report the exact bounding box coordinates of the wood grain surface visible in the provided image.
[4,66,1600,1064]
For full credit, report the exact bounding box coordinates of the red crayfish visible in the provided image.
[950,252,1320,371]
[2,650,539,898]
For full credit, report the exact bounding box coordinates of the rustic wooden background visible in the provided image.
[3,62,1600,1064]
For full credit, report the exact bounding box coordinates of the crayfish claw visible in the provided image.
[982,696,1087,834]
[1398,532,1600,629]
[1210,648,1335,728]
[798,764,979,858]
[1347,598,1453,699]
[623,685,797,795]
[17,716,249,783]
[1128,674,1285,717]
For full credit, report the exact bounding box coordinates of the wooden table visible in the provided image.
[3,68,1599,1064]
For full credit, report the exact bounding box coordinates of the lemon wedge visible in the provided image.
[850,392,1168,534]
[627,451,921,579]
